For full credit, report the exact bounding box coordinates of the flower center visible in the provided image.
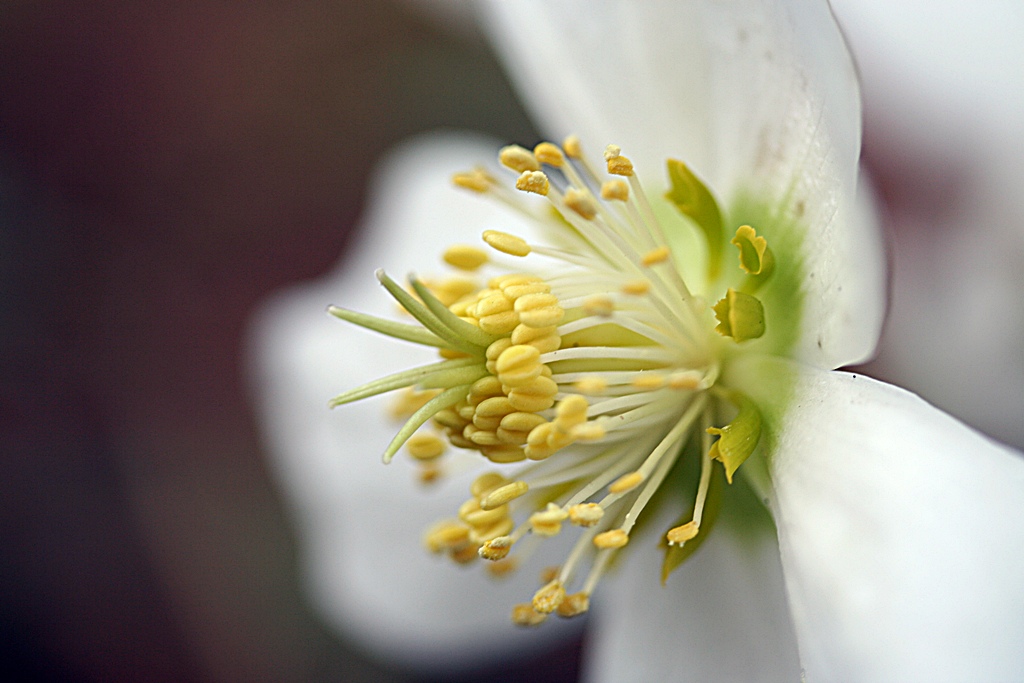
[329,137,777,625]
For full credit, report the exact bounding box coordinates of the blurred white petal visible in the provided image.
[736,355,1024,680]
[249,133,577,671]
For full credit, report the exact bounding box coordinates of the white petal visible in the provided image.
[480,0,884,368]
[735,356,1024,681]
[582,496,801,683]
[248,133,576,672]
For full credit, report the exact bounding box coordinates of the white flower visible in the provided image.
[250,1,1024,680]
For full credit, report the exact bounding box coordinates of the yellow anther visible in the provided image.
[472,415,502,431]
[503,282,551,300]
[518,304,564,328]
[475,396,515,418]
[434,276,478,305]
[469,516,515,544]
[600,179,629,201]
[469,375,504,404]
[457,403,476,421]
[641,245,671,266]
[471,472,508,499]
[485,337,513,367]
[583,295,615,317]
[593,529,630,549]
[574,377,608,394]
[483,229,532,257]
[389,388,441,419]
[494,273,543,289]
[500,412,548,433]
[525,422,558,461]
[424,520,470,553]
[631,373,666,390]
[570,422,606,441]
[451,168,492,193]
[449,544,480,564]
[621,279,650,295]
[479,312,520,335]
[511,324,561,354]
[555,395,589,429]
[609,471,643,494]
[556,592,590,618]
[512,603,547,627]
[474,292,513,318]
[514,292,559,314]
[529,503,569,537]
[479,535,513,561]
[562,135,582,159]
[443,244,489,271]
[532,580,566,613]
[564,188,598,219]
[417,463,442,485]
[458,498,508,528]
[480,444,527,463]
[466,425,501,446]
[568,503,604,527]
[480,480,529,510]
[669,371,702,390]
[604,145,634,176]
[515,170,551,196]
[533,142,565,167]
[406,432,446,460]
[487,557,518,577]
[667,521,699,545]
[496,344,543,387]
[447,431,474,450]
[508,375,558,412]
[499,144,541,173]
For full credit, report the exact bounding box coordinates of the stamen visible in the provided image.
[515,170,551,196]
[480,480,529,510]
[443,244,489,271]
[609,471,643,494]
[600,179,629,202]
[641,246,670,266]
[511,604,547,627]
[451,168,493,193]
[406,432,446,460]
[483,230,532,257]
[499,144,541,173]
[593,529,630,549]
[533,580,566,613]
[533,142,565,167]
[568,503,605,527]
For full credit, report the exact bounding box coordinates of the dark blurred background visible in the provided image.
[0,2,578,681]
[3,2,1020,682]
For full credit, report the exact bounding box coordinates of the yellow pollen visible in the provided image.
[511,603,547,627]
[621,279,651,295]
[600,179,629,201]
[555,395,589,429]
[473,292,513,318]
[533,142,565,167]
[604,145,634,176]
[459,498,508,528]
[532,580,566,613]
[515,170,551,196]
[499,144,541,173]
[667,522,699,545]
[479,535,513,560]
[405,432,446,460]
[556,592,590,618]
[641,245,671,266]
[568,503,605,527]
[499,411,548,433]
[482,230,531,257]
[564,188,598,219]
[594,529,630,549]
[451,168,492,193]
[583,295,615,317]
[529,503,569,536]
[469,516,515,544]
[474,396,515,418]
[574,377,608,395]
[508,376,558,413]
[609,471,643,494]
[631,373,666,390]
[562,135,582,159]
[480,480,529,510]
[503,282,551,299]
[443,244,489,271]
[449,544,480,564]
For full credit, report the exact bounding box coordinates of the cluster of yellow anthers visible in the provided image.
[329,135,775,626]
